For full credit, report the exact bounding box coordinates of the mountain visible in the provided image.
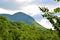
[0,12,35,24]
[0,12,46,29]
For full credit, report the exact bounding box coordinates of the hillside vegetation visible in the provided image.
[0,16,60,40]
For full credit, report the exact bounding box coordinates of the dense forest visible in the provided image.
[0,16,60,40]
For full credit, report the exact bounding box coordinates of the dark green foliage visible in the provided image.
[39,7,49,12]
[54,7,60,13]
[0,16,59,40]
[55,0,60,2]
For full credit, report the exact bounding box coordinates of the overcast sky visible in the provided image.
[0,0,60,29]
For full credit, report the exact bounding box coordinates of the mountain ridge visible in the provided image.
[0,12,35,24]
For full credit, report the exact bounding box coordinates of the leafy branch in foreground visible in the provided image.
[54,7,60,13]
[39,7,60,37]
[55,0,60,2]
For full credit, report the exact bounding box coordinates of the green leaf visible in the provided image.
[54,7,60,13]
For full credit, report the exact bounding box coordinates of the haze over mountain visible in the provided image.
[0,12,46,30]
[0,12,35,24]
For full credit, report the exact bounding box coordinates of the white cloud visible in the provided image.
[36,18,54,29]
[20,5,42,16]
[3,0,9,2]
[0,8,17,15]
[15,0,33,3]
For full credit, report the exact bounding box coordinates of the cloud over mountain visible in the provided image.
[0,0,59,29]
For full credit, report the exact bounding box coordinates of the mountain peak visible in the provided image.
[0,12,35,24]
[13,12,26,15]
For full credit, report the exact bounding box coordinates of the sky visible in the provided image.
[0,0,60,29]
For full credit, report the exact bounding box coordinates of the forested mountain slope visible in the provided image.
[0,16,59,40]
